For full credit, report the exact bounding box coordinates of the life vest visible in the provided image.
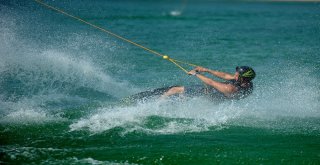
[225,79,253,99]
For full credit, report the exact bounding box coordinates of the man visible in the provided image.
[162,66,256,100]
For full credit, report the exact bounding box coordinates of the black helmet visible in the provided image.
[236,66,256,80]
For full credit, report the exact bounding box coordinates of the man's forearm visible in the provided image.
[206,69,234,80]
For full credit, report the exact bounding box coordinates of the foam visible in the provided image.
[40,157,137,165]
[0,108,60,124]
[0,146,137,165]
[70,98,242,135]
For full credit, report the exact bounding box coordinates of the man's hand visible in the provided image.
[195,66,208,72]
[188,70,197,76]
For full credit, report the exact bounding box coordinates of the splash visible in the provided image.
[0,30,132,124]
[0,6,135,124]
[168,0,188,17]
[244,65,320,119]
[70,64,320,135]
[1,2,319,134]
[169,10,182,16]
[70,98,242,135]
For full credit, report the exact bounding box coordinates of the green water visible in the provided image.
[0,0,320,164]
[1,122,319,164]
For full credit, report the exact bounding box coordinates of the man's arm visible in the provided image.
[195,67,235,80]
[193,73,237,96]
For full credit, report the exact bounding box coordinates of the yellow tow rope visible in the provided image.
[34,0,199,74]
